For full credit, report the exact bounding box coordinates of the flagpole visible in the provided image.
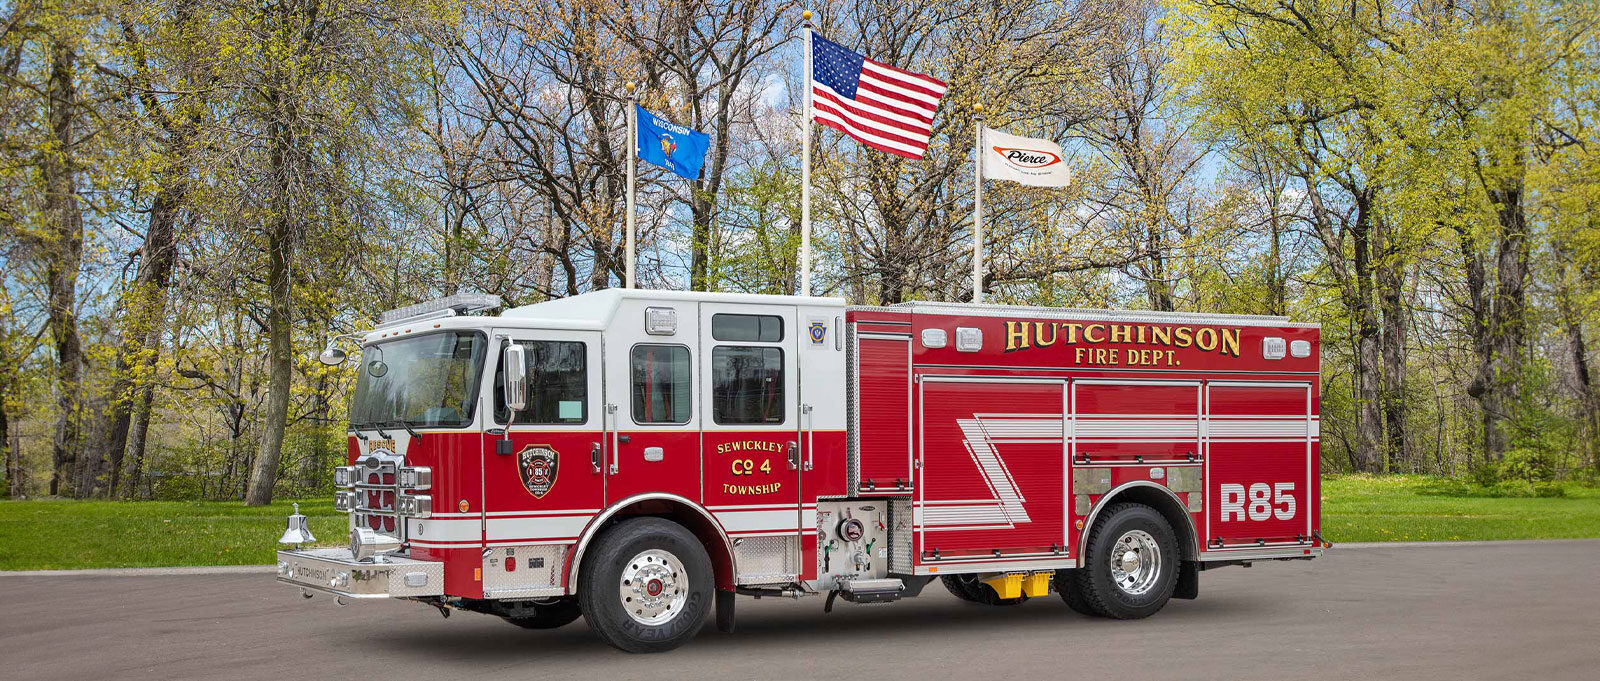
[625,82,638,289]
[973,103,984,304]
[800,9,813,297]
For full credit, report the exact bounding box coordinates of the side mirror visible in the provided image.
[503,344,527,412]
[318,342,347,366]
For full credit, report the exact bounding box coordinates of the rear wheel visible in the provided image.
[941,574,1026,605]
[940,574,982,602]
[1069,503,1179,619]
[503,598,582,629]
[577,517,713,653]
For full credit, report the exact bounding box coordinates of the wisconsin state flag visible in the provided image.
[636,105,710,180]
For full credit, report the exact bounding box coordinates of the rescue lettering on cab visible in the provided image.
[1003,320,1243,367]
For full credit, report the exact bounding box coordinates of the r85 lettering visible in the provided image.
[1219,482,1296,521]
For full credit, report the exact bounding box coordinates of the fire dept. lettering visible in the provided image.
[722,482,782,495]
[1003,320,1243,365]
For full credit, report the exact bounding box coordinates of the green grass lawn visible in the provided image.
[1,475,1596,570]
[0,498,345,571]
[1322,474,1600,542]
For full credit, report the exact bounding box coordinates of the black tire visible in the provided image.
[503,598,582,629]
[1053,569,1103,617]
[577,517,713,653]
[1069,503,1179,619]
[940,574,983,602]
[942,573,1026,605]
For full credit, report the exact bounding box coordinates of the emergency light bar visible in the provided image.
[378,293,503,326]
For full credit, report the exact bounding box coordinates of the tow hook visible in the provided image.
[431,601,452,619]
[300,588,314,599]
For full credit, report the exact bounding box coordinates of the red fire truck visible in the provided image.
[276,290,1325,653]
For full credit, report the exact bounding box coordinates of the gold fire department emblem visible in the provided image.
[516,445,558,499]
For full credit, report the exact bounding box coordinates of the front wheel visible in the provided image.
[577,517,713,653]
[1068,503,1179,619]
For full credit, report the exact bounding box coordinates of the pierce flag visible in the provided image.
[982,127,1072,187]
[635,105,710,180]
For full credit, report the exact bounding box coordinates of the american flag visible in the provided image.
[811,34,948,160]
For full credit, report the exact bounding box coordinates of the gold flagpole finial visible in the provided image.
[802,10,812,20]
[973,103,984,115]
[625,81,637,96]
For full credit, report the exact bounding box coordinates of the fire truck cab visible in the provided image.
[277,290,1325,653]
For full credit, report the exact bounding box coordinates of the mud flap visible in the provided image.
[1174,561,1199,600]
[715,589,736,633]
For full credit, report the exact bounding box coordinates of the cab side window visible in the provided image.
[494,340,587,424]
[712,346,784,424]
[631,344,691,424]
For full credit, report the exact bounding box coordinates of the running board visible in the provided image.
[837,578,905,604]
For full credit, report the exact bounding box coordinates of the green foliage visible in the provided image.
[0,498,343,570]
[1323,474,1600,542]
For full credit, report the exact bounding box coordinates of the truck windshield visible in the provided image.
[348,332,486,429]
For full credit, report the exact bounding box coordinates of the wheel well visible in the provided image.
[1079,482,1198,564]
[566,496,735,592]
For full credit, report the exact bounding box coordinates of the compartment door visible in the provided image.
[918,378,1066,562]
[1205,382,1314,548]
[854,333,912,494]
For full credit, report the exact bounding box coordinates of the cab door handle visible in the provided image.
[590,442,602,473]
[786,441,799,470]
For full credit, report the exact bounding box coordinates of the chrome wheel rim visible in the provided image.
[1108,529,1161,596]
[619,549,687,626]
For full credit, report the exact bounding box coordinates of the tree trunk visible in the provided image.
[1350,193,1383,472]
[1554,243,1598,474]
[690,194,712,291]
[1375,219,1408,471]
[7,416,20,498]
[245,102,298,507]
[245,224,293,506]
[1,392,12,498]
[43,35,85,498]
[104,177,185,496]
[122,381,157,499]
[1483,176,1529,461]
[1144,219,1174,312]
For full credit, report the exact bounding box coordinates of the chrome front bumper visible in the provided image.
[277,548,444,600]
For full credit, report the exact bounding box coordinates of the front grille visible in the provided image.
[356,464,399,534]
[345,449,408,542]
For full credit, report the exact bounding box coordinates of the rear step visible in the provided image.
[838,578,905,604]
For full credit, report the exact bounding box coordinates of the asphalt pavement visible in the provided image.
[2,540,1597,680]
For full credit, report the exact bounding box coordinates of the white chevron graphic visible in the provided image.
[923,415,1060,530]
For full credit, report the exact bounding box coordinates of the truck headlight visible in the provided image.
[333,466,358,487]
[397,494,432,518]
[397,466,432,490]
[334,491,353,512]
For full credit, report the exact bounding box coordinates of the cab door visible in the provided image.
[602,300,702,504]
[698,303,802,584]
[481,329,605,553]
